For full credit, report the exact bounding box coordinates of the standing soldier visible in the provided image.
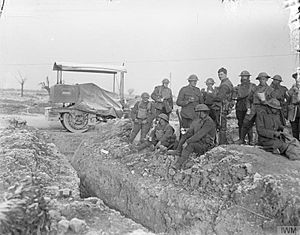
[176,74,203,128]
[232,70,256,145]
[168,104,216,170]
[201,78,218,123]
[129,92,156,143]
[151,78,173,118]
[270,75,288,125]
[287,73,300,140]
[213,67,234,145]
[236,72,274,144]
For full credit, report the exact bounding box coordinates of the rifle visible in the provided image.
[176,109,183,139]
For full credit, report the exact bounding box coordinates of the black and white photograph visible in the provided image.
[0,0,300,234]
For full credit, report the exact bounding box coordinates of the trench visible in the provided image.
[49,121,300,235]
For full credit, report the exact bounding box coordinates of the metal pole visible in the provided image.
[113,74,116,93]
[120,72,124,100]
[56,71,59,84]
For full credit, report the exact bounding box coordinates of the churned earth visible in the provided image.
[0,89,155,235]
[72,119,300,235]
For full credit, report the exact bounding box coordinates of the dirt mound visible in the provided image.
[73,119,300,234]
[0,120,153,235]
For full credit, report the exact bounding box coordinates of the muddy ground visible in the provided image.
[0,89,154,235]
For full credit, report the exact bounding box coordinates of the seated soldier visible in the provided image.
[256,98,289,154]
[138,113,176,152]
[168,104,216,170]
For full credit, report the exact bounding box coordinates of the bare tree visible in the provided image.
[16,71,27,97]
[39,76,50,95]
[127,88,134,96]
[0,0,6,19]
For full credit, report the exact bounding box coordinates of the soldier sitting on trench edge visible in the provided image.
[168,104,216,170]
[137,113,177,152]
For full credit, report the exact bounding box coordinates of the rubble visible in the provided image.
[73,119,300,234]
[69,217,88,233]
[0,121,152,234]
[57,219,70,234]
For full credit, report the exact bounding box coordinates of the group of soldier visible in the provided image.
[127,67,300,169]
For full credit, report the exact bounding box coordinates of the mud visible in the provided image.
[73,119,300,234]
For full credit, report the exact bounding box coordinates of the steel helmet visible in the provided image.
[162,78,170,84]
[187,74,199,81]
[256,72,270,80]
[158,113,169,122]
[266,98,281,110]
[195,104,210,112]
[272,75,282,82]
[239,70,251,77]
[141,92,150,99]
[205,78,215,84]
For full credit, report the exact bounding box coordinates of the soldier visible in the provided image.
[151,78,173,117]
[287,73,300,140]
[129,92,156,143]
[176,74,203,128]
[256,98,289,154]
[232,70,256,145]
[270,75,288,124]
[137,113,176,152]
[201,78,218,123]
[168,104,216,170]
[213,67,234,145]
[236,72,274,144]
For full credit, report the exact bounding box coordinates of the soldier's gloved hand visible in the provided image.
[246,108,251,115]
[274,132,281,138]
[282,128,289,134]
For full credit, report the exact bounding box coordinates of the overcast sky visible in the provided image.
[0,0,296,95]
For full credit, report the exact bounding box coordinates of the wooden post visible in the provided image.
[113,74,116,93]
[120,72,124,100]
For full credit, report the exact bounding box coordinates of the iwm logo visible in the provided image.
[278,226,300,235]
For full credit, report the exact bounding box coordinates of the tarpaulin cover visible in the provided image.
[73,83,123,118]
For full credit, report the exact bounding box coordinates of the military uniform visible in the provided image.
[256,105,288,154]
[239,83,274,142]
[151,85,173,117]
[202,87,218,123]
[233,82,256,142]
[129,100,156,143]
[138,122,176,151]
[174,114,216,169]
[270,82,288,123]
[212,77,233,144]
[287,84,300,140]
[176,85,203,128]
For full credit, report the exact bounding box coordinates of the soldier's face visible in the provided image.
[199,111,208,119]
[218,72,227,81]
[206,83,214,88]
[163,82,169,87]
[241,76,249,84]
[259,77,268,86]
[189,80,197,87]
[272,80,280,86]
[142,97,149,102]
[159,118,167,125]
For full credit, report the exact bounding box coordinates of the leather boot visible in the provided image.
[247,130,255,146]
[218,131,227,145]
